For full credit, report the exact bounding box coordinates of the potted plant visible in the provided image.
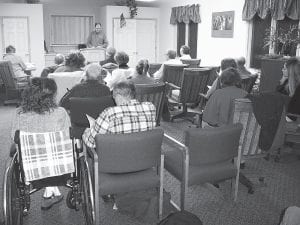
[263,25,300,56]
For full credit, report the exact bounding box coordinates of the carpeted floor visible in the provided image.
[0,101,300,225]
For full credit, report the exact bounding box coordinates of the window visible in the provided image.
[177,22,186,56]
[50,15,93,46]
[188,22,198,58]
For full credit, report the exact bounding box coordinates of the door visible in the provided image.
[113,18,157,67]
[2,17,30,62]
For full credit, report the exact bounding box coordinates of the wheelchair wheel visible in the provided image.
[3,156,24,225]
[79,157,95,225]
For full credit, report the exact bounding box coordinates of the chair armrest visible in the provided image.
[286,113,300,118]
[166,82,180,90]
[15,75,30,80]
[199,93,208,99]
[163,134,188,153]
[86,145,98,163]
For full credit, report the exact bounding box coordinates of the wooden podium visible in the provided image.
[80,47,106,63]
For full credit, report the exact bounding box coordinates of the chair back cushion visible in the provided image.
[148,63,162,76]
[0,61,17,89]
[135,83,166,125]
[163,64,188,86]
[180,59,201,68]
[18,129,74,182]
[233,98,262,156]
[96,129,163,173]
[180,67,212,103]
[185,123,242,166]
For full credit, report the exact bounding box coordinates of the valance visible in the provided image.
[170,4,201,25]
[242,0,300,21]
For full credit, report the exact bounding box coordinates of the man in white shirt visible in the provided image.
[179,45,192,60]
[153,50,181,80]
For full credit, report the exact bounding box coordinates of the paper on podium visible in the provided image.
[80,48,106,63]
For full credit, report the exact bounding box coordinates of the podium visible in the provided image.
[80,47,106,63]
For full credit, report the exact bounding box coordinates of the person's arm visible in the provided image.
[205,77,219,98]
[153,64,164,80]
[86,32,93,48]
[82,110,110,148]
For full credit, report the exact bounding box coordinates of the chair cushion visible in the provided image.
[165,149,236,186]
[99,168,159,195]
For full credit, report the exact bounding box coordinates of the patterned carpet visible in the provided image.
[0,103,300,225]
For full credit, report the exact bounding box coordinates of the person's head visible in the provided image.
[220,58,237,71]
[85,63,103,82]
[106,47,116,58]
[6,45,16,54]
[285,57,300,95]
[54,54,65,65]
[112,81,136,105]
[115,51,129,66]
[135,59,149,76]
[20,77,57,114]
[166,50,177,60]
[65,51,85,68]
[180,45,190,56]
[95,22,102,33]
[219,68,241,88]
[236,57,246,67]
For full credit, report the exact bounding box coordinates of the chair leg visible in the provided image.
[180,181,186,210]
[239,173,254,194]
[158,155,164,220]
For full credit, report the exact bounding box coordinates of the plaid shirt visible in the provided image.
[82,100,156,148]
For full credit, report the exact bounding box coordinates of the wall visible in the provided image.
[0,3,45,76]
[158,0,250,67]
[100,6,160,61]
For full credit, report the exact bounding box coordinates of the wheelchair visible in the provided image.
[3,129,95,225]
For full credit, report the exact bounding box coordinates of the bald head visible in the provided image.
[85,63,103,81]
[54,54,64,65]
[106,47,116,58]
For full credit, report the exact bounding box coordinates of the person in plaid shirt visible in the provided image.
[82,81,156,148]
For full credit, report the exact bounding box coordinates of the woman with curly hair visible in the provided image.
[11,77,71,210]
[54,51,85,72]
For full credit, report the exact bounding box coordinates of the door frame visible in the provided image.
[112,17,158,62]
[1,16,31,62]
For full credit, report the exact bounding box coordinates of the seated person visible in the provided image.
[153,50,181,80]
[179,45,192,60]
[204,58,238,99]
[11,77,70,210]
[202,68,248,127]
[100,47,117,66]
[3,45,28,78]
[54,51,85,73]
[41,54,65,77]
[60,63,111,110]
[130,59,156,85]
[236,56,252,79]
[82,81,156,148]
[104,51,134,89]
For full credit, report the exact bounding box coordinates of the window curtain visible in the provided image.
[170,4,201,25]
[242,0,300,21]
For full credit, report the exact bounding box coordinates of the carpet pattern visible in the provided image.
[0,105,300,225]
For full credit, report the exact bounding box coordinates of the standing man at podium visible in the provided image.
[87,23,109,48]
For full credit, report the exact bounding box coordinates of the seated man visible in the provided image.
[153,50,181,80]
[41,54,65,77]
[60,63,111,110]
[3,45,28,78]
[202,68,248,127]
[130,59,156,85]
[236,56,252,79]
[82,81,156,148]
[179,45,191,60]
[100,47,117,66]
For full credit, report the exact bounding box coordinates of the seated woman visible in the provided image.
[202,68,248,127]
[54,51,85,73]
[104,51,134,89]
[130,59,155,85]
[11,77,71,210]
[60,63,111,110]
[3,45,28,78]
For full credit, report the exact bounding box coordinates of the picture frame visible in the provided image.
[211,11,234,38]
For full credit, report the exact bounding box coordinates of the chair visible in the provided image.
[285,113,300,152]
[86,129,165,224]
[180,59,201,68]
[164,124,243,210]
[149,63,162,77]
[135,83,166,126]
[240,74,258,93]
[0,61,30,105]
[162,64,188,86]
[167,67,212,123]
[69,96,115,139]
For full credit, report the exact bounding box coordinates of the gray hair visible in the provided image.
[85,63,103,81]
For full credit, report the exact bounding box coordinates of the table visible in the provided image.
[80,48,106,63]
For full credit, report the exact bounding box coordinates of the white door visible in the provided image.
[113,18,137,67]
[113,18,157,67]
[2,17,30,62]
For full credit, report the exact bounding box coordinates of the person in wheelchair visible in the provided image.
[10,77,71,210]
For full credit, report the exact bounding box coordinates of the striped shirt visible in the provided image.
[82,100,156,148]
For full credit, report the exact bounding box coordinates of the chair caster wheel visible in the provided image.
[66,190,80,210]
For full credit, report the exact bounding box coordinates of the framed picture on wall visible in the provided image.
[211,11,234,38]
